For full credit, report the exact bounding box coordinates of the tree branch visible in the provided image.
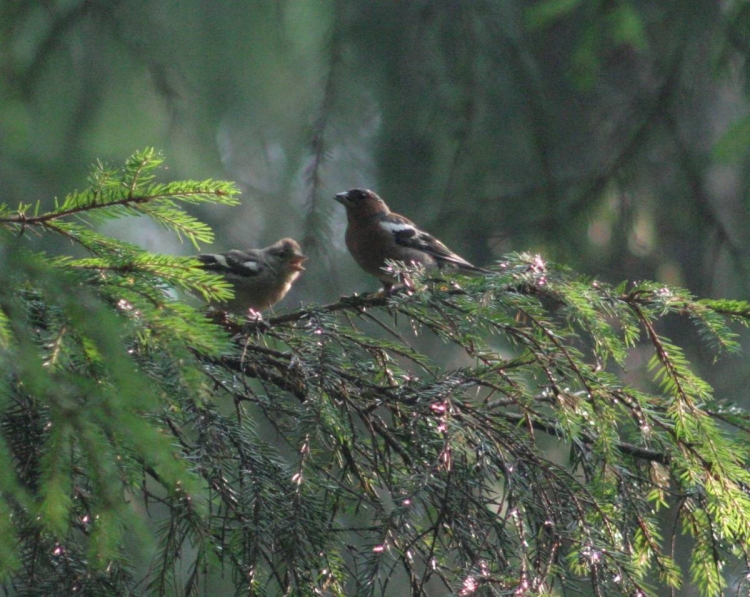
[0,189,231,227]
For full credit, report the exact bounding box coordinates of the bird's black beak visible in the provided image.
[334,192,348,205]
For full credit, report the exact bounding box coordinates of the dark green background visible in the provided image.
[4,1,748,296]
[6,2,749,389]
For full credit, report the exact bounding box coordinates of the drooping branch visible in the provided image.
[0,189,233,228]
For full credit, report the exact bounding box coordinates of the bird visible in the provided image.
[195,238,307,312]
[334,189,489,291]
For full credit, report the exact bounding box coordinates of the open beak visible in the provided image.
[289,255,308,271]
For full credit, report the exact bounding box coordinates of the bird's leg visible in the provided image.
[380,282,414,297]
[401,273,414,291]
[244,308,264,322]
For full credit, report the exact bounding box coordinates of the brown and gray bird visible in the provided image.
[334,189,489,291]
[196,238,307,312]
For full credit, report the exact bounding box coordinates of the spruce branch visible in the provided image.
[0,149,240,249]
[183,255,750,596]
[2,156,750,596]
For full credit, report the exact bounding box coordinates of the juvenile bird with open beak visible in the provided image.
[196,237,307,312]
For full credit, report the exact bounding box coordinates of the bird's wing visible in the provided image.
[380,214,479,270]
[196,249,265,278]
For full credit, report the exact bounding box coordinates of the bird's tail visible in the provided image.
[460,263,493,275]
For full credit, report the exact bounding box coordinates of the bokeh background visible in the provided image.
[2,2,750,593]
[4,1,749,298]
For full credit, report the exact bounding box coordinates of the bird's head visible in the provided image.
[334,189,389,219]
[267,238,307,271]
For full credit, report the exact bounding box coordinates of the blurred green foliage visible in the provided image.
[3,1,748,296]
